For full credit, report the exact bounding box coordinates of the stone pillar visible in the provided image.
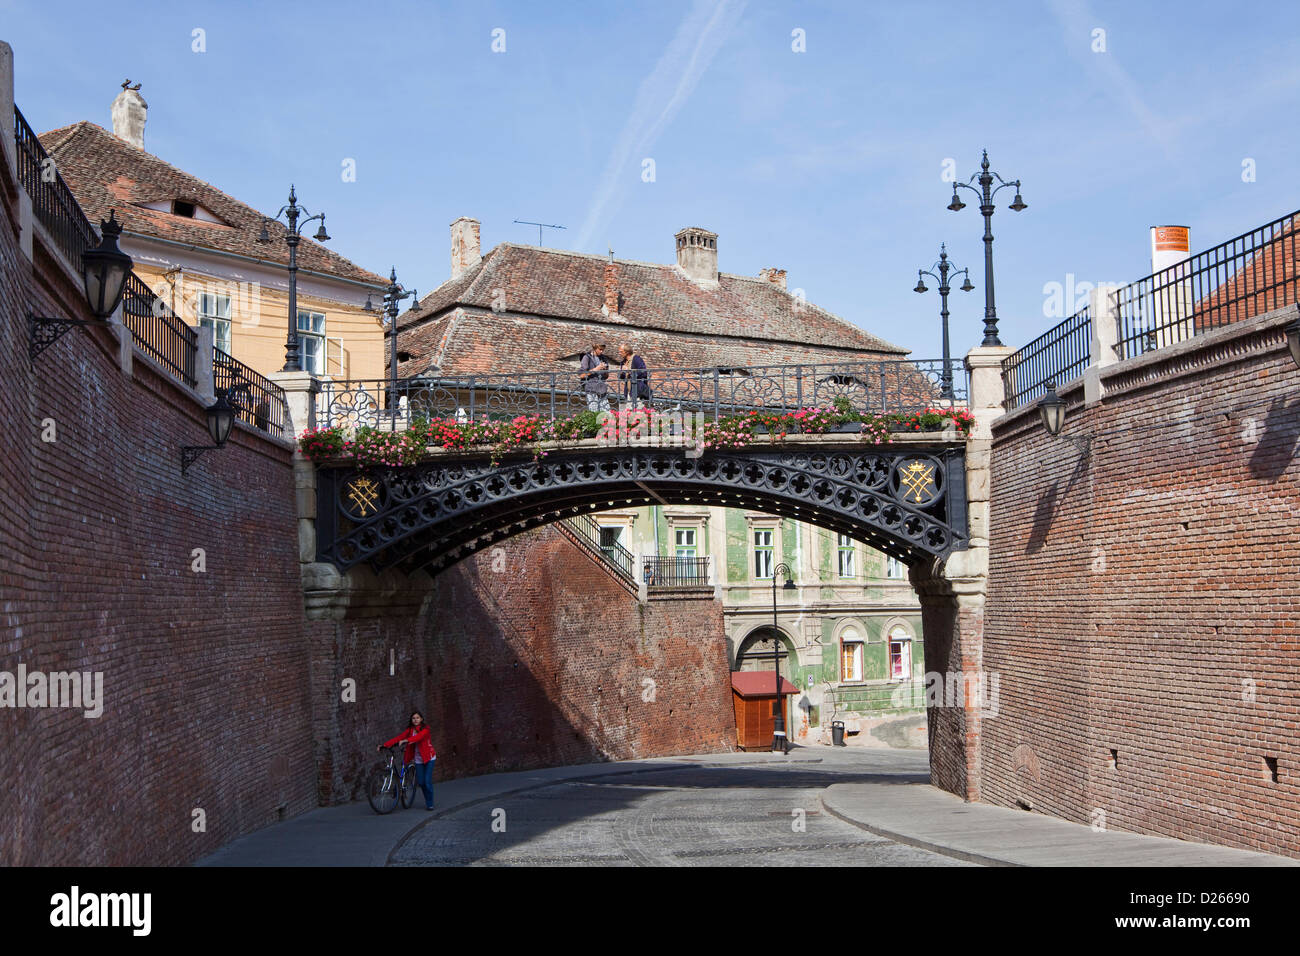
[1084,284,1120,405]
[269,370,318,438]
[917,344,1010,801]
[194,324,215,403]
[0,42,15,183]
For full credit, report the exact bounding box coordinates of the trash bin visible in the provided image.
[831,720,846,747]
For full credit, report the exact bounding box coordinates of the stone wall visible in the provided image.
[983,308,1300,856]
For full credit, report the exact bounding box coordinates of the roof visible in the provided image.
[730,672,800,698]
[397,243,907,356]
[37,122,387,287]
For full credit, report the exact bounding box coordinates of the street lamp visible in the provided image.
[770,562,796,754]
[1285,306,1300,369]
[28,211,134,364]
[913,243,974,401]
[258,185,330,372]
[365,267,419,419]
[181,391,236,475]
[947,150,1027,348]
[1037,380,1066,436]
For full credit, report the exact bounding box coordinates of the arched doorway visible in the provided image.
[734,627,797,680]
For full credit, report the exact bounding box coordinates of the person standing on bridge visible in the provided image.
[379,710,437,810]
[617,344,651,409]
[580,343,612,414]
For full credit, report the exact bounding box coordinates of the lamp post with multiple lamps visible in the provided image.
[364,268,419,418]
[257,185,330,373]
[913,243,974,401]
[770,562,796,753]
[946,151,1027,348]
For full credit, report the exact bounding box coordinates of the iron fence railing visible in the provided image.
[1001,305,1092,410]
[560,513,636,583]
[315,359,968,430]
[121,272,198,388]
[643,556,710,587]
[13,105,98,267]
[1114,209,1300,360]
[214,347,288,437]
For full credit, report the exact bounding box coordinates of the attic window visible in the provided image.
[172,200,196,218]
[396,351,412,362]
[713,367,750,376]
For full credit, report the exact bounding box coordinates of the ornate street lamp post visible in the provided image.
[365,268,419,418]
[770,562,796,753]
[258,185,330,372]
[946,151,1027,348]
[913,243,974,400]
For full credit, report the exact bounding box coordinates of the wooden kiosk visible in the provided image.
[731,672,799,751]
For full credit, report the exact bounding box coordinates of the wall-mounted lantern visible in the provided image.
[1037,380,1066,436]
[181,392,236,475]
[28,211,133,364]
[1285,307,1300,369]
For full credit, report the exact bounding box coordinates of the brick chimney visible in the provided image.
[450,217,481,278]
[675,227,718,284]
[111,80,147,150]
[603,253,620,317]
[758,267,787,290]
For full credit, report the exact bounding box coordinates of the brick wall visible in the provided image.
[310,525,736,804]
[0,148,314,866]
[983,312,1300,856]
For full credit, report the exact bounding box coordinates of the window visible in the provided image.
[599,525,625,554]
[297,310,326,374]
[172,200,196,218]
[674,528,697,559]
[886,556,906,580]
[889,627,913,681]
[837,534,855,578]
[197,292,231,353]
[753,528,774,579]
[840,628,863,682]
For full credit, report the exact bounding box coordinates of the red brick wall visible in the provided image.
[984,316,1300,856]
[0,163,314,866]
[310,525,736,804]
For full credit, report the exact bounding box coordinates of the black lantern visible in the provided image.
[1286,308,1300,369]
[182,392,236,474]
[1038,380,1066,436]
[28,210,136,365]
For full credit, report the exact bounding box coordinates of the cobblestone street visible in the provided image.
[390,753,973,867]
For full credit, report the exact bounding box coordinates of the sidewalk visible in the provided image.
[820,780,1297,867]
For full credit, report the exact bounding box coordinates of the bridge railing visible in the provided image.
[1001,305,1091,411]
[214,347,289,437]
[314,359,968,431]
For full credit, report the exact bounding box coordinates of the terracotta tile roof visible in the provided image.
[397,243,907,356]
[730,673,799,697]
[37,122,387,287]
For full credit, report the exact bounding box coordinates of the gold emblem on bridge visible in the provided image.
[898,460,937,503]
[345,476,381,517]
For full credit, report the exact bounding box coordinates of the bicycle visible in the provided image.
[366,745,419,814]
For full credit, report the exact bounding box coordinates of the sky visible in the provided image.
[4,0,1299,360]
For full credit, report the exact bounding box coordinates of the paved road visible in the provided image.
[389,758,973,867]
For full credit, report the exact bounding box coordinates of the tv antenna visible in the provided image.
[514,219,566,246]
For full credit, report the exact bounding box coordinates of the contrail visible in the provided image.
[574,0,748,251]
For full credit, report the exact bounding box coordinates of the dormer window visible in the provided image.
[172,200,196,218]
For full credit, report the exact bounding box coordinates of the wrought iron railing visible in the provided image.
[559,513,636,583]
[315,359,968,430]
[214,347,288,437]
[13,105,98,267]
[1001,305,1091,410]
[1114,209,1300,360]
[643,556,711,587]
[121,272,198,388]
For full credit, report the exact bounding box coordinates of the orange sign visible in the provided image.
[1153,226,1189,252]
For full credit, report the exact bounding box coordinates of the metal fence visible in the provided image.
[316,359,968,430]
[643,556,710,587]
[214,347,289,437]
[560,513,636,583]
[1001,305,1092,410]
[1114,208,1299,360]
[13,106,97,267]
[121,272,198,388]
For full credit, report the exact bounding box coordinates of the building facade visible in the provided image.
[398,219,932,747]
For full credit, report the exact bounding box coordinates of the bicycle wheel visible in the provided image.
[367,764,400,814]
[399,765,418,809]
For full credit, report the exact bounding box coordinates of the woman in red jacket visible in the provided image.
[379,711,437,810]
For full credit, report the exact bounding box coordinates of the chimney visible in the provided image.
[111,80,147,150]
[675,226,718,284]
[450,217,481,278]
[758,267,787,290]
[603,253,620,317]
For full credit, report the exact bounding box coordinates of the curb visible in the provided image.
[819,791,1016,867]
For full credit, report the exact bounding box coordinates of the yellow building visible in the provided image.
[39,84,388,384]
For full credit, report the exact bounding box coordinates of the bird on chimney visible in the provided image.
[121,79,142,91]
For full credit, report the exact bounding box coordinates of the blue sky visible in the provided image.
[4,0,1298,359]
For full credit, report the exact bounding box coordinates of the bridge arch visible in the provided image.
[315,441,968,576]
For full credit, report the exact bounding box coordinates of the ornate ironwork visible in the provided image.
[27,313,106,365]
[315,359,968,431]
[315,443,967,576]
